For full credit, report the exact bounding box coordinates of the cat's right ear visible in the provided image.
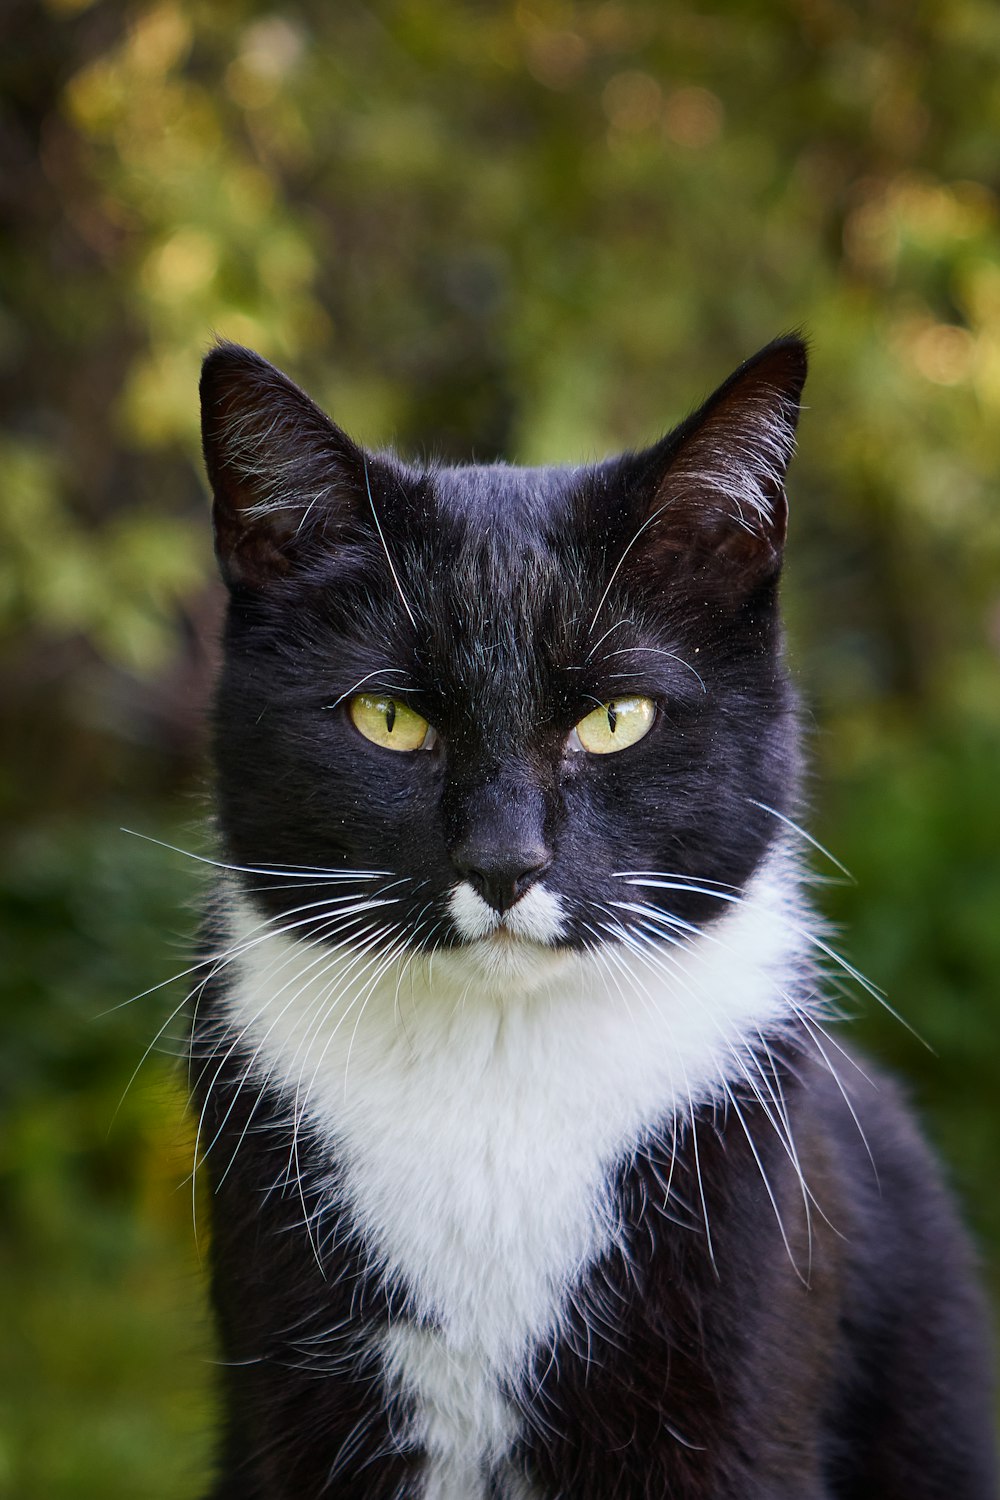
[200,343,367,592]
[616,336,807,596]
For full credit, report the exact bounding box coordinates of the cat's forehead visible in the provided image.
[409,462,594,649]
[387,462,601,730]
[427,461,583,530]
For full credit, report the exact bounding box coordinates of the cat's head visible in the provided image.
[202,339,806,982]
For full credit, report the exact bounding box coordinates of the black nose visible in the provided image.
[452,843,552,914]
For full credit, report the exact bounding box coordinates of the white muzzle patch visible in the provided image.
[448,881,565,945]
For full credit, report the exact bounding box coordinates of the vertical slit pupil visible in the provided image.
[607,702,618,735]
[385,700,396,733]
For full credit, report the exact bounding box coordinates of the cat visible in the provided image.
[192,335,997,1499]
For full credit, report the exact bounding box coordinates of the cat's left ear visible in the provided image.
[628,335,807,588]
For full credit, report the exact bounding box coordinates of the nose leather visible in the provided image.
[449,775,552,914]
[452,843,551,914]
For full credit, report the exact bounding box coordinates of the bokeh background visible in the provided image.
[3,1,1000,1494]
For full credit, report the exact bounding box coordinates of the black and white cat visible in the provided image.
[193,337,996,1499]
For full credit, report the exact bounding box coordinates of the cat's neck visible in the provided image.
[212,839,814,1122]
[203,842,813,1369]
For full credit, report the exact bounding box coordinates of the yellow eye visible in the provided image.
[572,696,655,755]
[348,694,433,752]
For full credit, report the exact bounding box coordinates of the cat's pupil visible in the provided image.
[607,702,618,735]
[385,700,396,733]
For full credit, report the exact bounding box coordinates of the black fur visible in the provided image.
[193,339,997,1497]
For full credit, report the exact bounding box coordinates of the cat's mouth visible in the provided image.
[479,925,553,956]
[448,881,567,948]
[434,895,576,993]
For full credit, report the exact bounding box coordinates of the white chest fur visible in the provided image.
[215,855,807,1498]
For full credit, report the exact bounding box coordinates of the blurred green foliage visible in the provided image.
[2,0,1000,1492]
[0,822,212,1498]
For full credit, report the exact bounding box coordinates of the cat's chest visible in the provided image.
[354,1065,594,1500]
[219,872,800,1494]
[224,907,654,1358]
[222,873,796,1329]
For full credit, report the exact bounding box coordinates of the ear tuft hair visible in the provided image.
[200,343,367,591]
[627,336,808,590]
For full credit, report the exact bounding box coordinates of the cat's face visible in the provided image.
[203,341,805,978]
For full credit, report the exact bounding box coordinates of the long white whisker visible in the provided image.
[587,500,674,636]
[121,827,389,881]
[591,912,721,1267]
[601,899,820,1273]
[604,645,707,693]
[583,617,633,663]
[794,1010,880,1188]
[323,668,415,715]
[189,914,368,1230]
[198,910,398,1185]
[363,453,418,632]
[615,871,920,1045]
[718,1072,806,1284]
[747,800,855,882]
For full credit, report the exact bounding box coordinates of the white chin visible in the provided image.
[430,931,575,1000]
[435,880,573,992]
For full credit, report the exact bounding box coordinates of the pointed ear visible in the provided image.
[200,343,367,591]
[629,336,807,589]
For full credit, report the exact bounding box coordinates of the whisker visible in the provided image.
[323,668,416,714]
[586,500,675,636]
[598,896,823,1270]
[747,800,855,882]
[363,453,418,632]
[121,827,390,882]
[198,911,399,1187]
[583,617,634,663]
[604,645,707,693]
[614,869,923,1046]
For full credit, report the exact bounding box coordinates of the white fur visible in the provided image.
[217,851,810,1498]
[449,881,565,945]
[383,1324,519,1498]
